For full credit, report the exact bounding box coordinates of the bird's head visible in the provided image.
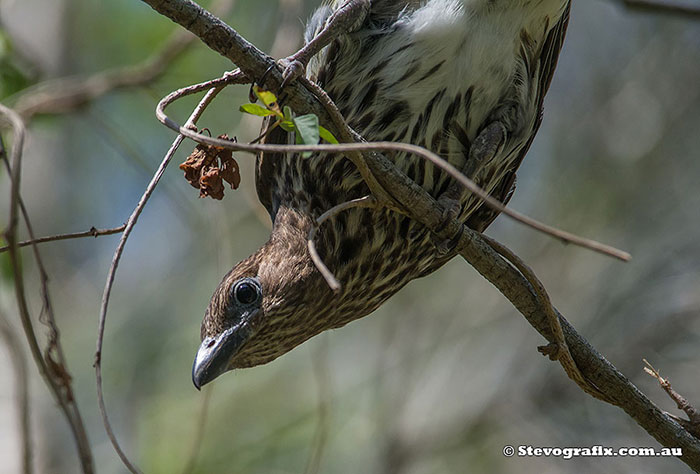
[192,209,331,389]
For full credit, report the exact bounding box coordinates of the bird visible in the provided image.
[192,0,571,389]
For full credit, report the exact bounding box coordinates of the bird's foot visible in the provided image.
[462,121,507,178]
[278,56,309,91]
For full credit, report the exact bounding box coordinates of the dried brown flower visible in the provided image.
[179,134,241,200]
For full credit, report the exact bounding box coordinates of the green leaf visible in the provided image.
[295,132,312,158]
[318,126,339,144]
[293,114,320,158]
[239,103,276,117]
[283,105,293,121]
[293,114,320,146]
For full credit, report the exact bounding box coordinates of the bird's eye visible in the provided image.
[233,279,260,305]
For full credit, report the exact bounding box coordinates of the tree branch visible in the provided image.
[146,0,633,260]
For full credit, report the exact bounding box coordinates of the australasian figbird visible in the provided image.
[192,0,571,388]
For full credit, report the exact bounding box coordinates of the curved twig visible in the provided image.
[156,87,630,261]
[94,71,246,474]
[298,76,394,207]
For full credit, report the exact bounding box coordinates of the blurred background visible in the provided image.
[1,0,699,473]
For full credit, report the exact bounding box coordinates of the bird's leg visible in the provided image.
[279,0,370,90]
[432,121,507,255]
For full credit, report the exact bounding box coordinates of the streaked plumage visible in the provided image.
[193,0,571,388]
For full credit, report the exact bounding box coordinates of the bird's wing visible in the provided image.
[466,2,571,233]
[536,2,572,106]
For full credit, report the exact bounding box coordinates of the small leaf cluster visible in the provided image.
[240,86,338,157]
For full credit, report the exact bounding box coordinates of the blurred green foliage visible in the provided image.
[0,29,35,99]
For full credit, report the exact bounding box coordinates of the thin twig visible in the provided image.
[307,196,378,291]
[157,89,631,261]
[1,105,95,473]
[0,310,33,474]
[644,359,700,436]
[95,71,245,474]
[0,225,126,253]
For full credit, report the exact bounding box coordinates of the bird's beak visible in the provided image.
[192,316,256,390]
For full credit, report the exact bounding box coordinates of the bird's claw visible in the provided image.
[279,57,308,91]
